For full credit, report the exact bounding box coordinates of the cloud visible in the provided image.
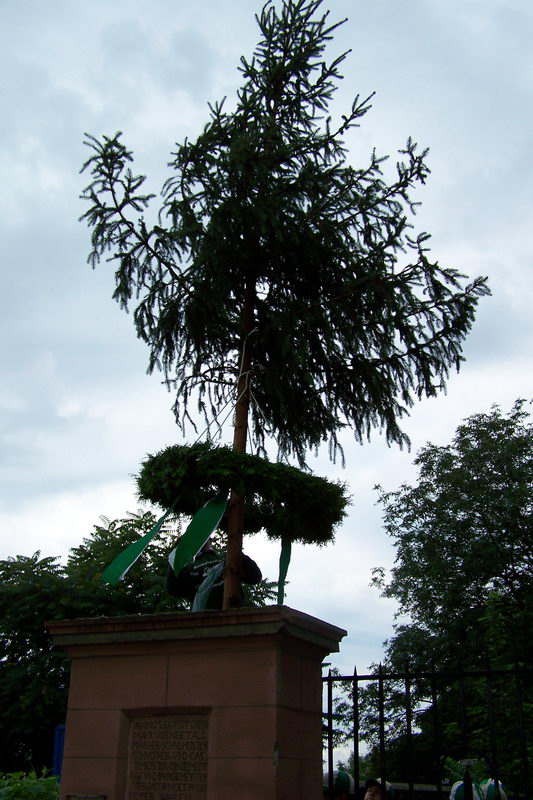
[0,480,144,563]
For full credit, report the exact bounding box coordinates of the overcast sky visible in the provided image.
[1,0,532,673]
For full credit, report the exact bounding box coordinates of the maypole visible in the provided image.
[223,280,256,608]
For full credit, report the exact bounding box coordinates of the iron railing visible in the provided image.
[322,666,532,799]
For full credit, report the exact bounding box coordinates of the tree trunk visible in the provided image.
[223,282,255,609]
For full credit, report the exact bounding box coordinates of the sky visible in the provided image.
[1,0,532,674]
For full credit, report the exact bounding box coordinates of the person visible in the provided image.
[165,537,262,609]
[322,768,353,799]
[364,779,385,800]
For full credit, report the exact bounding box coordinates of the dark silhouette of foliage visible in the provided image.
[80,0,488,465]
[373,398,533,671]
[332,400,532,790]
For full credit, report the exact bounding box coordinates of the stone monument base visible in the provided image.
[48,606,346,800]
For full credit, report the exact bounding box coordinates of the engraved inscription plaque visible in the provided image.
[126,715,208,800]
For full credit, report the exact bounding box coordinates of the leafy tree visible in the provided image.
[80,0,488,606]
[0,553,70,774]
[347,400,533,788]
[0,512,275,772]
[373,398,532,670]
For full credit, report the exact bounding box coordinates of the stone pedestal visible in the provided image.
[48,606,346,800]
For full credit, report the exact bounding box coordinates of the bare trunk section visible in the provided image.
[223,281,255,609]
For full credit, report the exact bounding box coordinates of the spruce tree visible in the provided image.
[81,0,489,607]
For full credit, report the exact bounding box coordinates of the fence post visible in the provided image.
[404,662,414,800]
[458,659,469,758]
[327,669,334,798]
[353,667,360,796]
[430,664,443,800]
[378,664,387,794]
[514,666,531,800]
[485,664,501,798]
[463,767,473,800]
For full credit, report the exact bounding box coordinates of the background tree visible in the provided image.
[337,400,533,787]
[0,512,275,772]
[81,0,488,606]
[373,398,532,672]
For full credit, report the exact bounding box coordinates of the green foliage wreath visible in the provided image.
[137,443,349,545]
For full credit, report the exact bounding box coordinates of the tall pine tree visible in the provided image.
[81,0,488,606]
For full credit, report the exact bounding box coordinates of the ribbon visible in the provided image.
[167,489,228,577]
[101,504,177,584]
[101,490,228,586]
[277,536,292,605]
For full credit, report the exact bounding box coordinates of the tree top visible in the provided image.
[81,0,489,464]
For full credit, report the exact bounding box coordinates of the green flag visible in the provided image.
[101,505,176,585]
[277,536,292,605]
[168,490,228,577]
[101,490,228,586]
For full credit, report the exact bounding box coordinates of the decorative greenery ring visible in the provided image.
[137,443,349,545]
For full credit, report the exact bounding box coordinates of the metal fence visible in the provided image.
[322,665,532,799]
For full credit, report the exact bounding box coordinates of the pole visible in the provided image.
[223,280,255,609]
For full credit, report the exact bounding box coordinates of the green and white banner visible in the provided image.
[101,504,177,584]
[167,490,228,576]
